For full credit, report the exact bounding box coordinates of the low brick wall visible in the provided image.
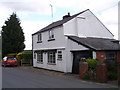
[96,64,107,83]
[79,62,88,79]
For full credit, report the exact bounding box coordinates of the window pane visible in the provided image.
[7,57,16,60]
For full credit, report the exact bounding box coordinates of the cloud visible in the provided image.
[96,5,118,39]
[51,0,119,12]
[0,7,13,28]
[107,24,118,39]
[21,21,51,50]
[97,5,118,24]
[0,0,51,15]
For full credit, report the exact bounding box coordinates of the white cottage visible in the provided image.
[32,9,120,73]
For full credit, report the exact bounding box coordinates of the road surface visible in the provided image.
[2,66,118,88]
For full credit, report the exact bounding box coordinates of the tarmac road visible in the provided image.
[2,66,119,88]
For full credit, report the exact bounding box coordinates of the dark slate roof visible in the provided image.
[68,36,120,50]
[32,9,89,35]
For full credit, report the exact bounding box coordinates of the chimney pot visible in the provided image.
[68,12,70,16]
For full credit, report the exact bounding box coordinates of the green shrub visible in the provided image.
[21,52,32,60]
[83,74,91,80]
[16,52,22,60]
[16,52,32,64]
[108,71,117,80]
[86,59,98,71]
[7,53,17,57]
[107,63,117,80]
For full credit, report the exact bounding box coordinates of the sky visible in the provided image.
[0,0,119,50]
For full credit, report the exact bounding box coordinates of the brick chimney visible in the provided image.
[63,12,71,19]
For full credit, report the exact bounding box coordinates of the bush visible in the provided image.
[86,59,98,71]
[108,71,117,80]
[16,52,32,65]
[83,74,91,80]
[21,52,32,63]
[107,63,117,80]
[16,52,22,60]
[7,53,17,57]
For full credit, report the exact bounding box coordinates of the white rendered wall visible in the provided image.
[63,18,78,36]
[33,26,66,50]
[63,10,114,39]
[77,10,113,39]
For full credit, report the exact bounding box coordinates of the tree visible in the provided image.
[2,13,25,57]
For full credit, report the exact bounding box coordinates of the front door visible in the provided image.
[72,51,92,74]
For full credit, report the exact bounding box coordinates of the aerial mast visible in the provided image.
[50,4,53,23]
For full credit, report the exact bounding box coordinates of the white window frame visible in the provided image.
[48,51,56,64]
[57,51,62,60]
[37,33,42,42]
[37,52,43,63]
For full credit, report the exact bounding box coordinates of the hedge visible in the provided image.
[16,52,32,64]
[86,59,98,71]
[7,53,17,57]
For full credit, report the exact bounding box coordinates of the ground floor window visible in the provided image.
[37,51,43,63]
[48,51,56,64]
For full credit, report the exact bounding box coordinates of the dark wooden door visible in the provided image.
[72,51,92,74]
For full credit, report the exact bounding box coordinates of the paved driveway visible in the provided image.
[2,66,119,88]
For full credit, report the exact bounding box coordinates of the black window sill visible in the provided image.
[48,38,55,42]
[47,63,56,65]
[37,41,42,43]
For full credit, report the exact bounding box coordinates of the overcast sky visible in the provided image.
[0,0,119,50]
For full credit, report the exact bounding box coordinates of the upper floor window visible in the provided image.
[49,30,54,40]
[37,33,42,43]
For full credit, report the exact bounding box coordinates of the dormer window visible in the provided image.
[48,30,55,41]
[37,33,42,43]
